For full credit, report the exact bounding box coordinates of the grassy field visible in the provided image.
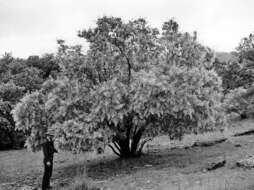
[1,119,254,190]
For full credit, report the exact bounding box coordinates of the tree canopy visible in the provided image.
[216,33,254,118]
[214,33,254,93]
[12,17,225,158]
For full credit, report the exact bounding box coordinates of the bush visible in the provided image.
[224,86,254,119]
[0,127,25,150]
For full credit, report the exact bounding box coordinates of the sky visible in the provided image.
[0,0,254,58]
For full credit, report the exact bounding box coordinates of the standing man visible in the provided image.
[42,135,58,190]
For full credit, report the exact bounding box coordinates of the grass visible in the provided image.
[1,119,254,190]
[55,165,99,190]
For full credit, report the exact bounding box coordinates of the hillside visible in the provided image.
[1,119,254,190]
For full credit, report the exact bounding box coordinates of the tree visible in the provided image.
[0,82,25,149]
[224,86,254,119]
[27,54,60,79]
[0,53,14,83]
[0,53,59,150]
[213,59,245,93]
[212,33,254,93]
[220,33,254,119]
[12,17,225,158]
[235,33,254,88]
[13,43,95,152]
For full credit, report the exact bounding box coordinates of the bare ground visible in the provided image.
[1,119,254,190]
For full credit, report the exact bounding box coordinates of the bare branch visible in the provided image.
[112,139,121,153]
[108,144,121,157]
[113,42,132,84]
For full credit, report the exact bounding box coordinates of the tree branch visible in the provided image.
[112,139,121,153]
[113,43,132,84]
[108,144,121,157]
[133,125,138,137]
[138,138,152,154]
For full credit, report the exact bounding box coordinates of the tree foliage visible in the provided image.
[237,33,254,88]
[0,82,25,149]
[214,33,254,93]
[0,53,59,150]
[13,17,225,158]
[224,85,254,119]
[217,33,254,119]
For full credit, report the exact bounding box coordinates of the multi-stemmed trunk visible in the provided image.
[109,126,151,158]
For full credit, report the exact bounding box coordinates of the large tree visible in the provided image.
[13,17,225,158]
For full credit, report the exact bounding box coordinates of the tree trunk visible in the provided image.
[109,128,147,158]
[240,112,248,119]
[130,128,143,155]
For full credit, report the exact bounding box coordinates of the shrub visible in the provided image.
[224,85,254,119]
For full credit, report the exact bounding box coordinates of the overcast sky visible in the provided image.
[0,0,253,58]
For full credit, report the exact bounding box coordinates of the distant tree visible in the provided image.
[13,17,225,158]
[27,54,60,79]
[0,53,59,150]
[224,85,254,119]
[0,82,25,149]
[0,54,48,92]
[237,33,254,60]
[213,58,244,92]
[0,53,14,83]
[212,33,254,93]
[222,32,254,117]
[235,33,254,88]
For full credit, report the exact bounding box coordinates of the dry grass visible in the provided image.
[1,119,254,190]
[55,165,99,190]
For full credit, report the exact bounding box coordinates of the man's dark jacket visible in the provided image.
[42,140,57,190]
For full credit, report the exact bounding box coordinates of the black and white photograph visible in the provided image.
[0,0,254,189]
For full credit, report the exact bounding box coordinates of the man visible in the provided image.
[42,135,58,190]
